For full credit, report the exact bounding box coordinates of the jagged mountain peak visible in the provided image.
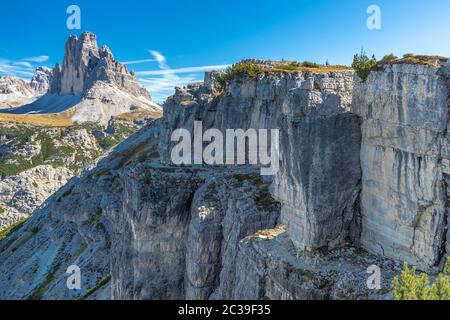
[29,67,52,94]
[53,31,141,97]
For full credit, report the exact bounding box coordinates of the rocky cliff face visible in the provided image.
[0,64,396,300]
[29,67,52,95]
[351,58,450,271]
[160,69,361,251]
[0,120,397,300]
[1,58,449,300]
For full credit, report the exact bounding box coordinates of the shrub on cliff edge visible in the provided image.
[352,49,377,81]
[217,62,263,89]
[393,259,450,300]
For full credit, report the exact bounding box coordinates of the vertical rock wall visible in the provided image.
[352,62,450,270]
[160,70,362,251]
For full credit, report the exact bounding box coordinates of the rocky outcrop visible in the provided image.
[0,165,72,230]
[0,68,52,109]
[235,230,399,300]
[160,69,362,251]
[351,59,450,271]
[29,67,52,94]
[0,76,35,97]
[0,76,38,108]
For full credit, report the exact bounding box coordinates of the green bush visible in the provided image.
[351,49,377,81]
[77,275,112,300]
[381,53,398,63]
[217,62,263,88]
[275,62,302,71]
[302,61,320,68]
[0,217,30,241]
[0,205,4,214]
[393,259,450,300]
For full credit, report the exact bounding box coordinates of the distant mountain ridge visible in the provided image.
[0,71,51,108]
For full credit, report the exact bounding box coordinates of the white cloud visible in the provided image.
[0,55,51,79]
[122,58,156,65]
[24,55,49,63]
[14,61,33,68]
[0,58,35,78]
[122,51,167,66]
[149,50,166,65]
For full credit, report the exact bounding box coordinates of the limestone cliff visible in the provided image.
[351,57,450,271]
[1,58,449,300]
[29,67,52,95]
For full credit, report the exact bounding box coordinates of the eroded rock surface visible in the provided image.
[1,59,449,300]
[160,69,362,251]
[351,61,450,271]
[29,67,52,95]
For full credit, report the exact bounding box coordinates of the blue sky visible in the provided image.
[1,0,450,102]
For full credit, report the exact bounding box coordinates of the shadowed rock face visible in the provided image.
[160,70,362,251]
[275,114,362,251]
[352,61,450,271]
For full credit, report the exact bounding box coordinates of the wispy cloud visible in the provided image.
[0,59,36,78]
[24,55,49,63]
[14,61,33,68]
[122,58,156,65]
[0,55,50,79]
[133,50,228,103]
[149,50,166,64]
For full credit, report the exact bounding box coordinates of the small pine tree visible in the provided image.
[351,48,377,81]
[393,259,450,300]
